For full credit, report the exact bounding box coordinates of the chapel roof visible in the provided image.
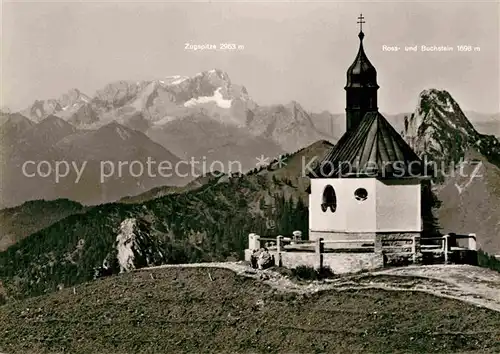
[309,111,430,179]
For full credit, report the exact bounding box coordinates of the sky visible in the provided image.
[1,0,499,114]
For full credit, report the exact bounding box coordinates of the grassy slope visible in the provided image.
[1,267,500,354]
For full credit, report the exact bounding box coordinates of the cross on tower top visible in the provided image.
[357,13,365,32]
[357,13,365,40]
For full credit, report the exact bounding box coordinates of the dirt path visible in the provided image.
[143,262,500,313]
[371,265,500,312]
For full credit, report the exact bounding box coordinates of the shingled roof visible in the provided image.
[310,112,430,179]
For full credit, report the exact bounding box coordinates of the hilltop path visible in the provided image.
[143,263,500,312]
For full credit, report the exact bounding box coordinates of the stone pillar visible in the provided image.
[468,233,477,251]
[248,233,255,250]
[374,234,383,254]
[412,235,421,264]
[276,235,283,267]
[248,233,261,250]
[315,238,324,270]
[292,230,302,243]
[442,234,450,264]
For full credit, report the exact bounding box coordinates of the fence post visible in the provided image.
[293,230,302,243]
[468,233,477,251]
[248,233,255,250]
[374,234,383,254]
[443,234,450,264]
[276,235,283,267]
[315,238,324,270]
[255,235,261,250]
[412,235,421,264]
[248,233,261,250]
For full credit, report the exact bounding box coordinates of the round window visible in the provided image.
[354,188,368,201]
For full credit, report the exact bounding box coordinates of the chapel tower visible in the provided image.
[307,15,428,243]
[345,14,379,131]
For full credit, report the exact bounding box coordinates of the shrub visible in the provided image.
[317,266,335,279]
[291,265,335,280]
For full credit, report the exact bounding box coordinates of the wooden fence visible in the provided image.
[248,232,478,266]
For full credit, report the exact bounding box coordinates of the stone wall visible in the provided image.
[322,253,384,274]
[281,252,319,269]
[244,249,253,262]
[279,250,384,274]
[245,248,383,274]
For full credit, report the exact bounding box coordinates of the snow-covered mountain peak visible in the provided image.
[192,69,232,88]
[25,99,63,122]
[207,68,231,81]
[94,80,149,109]
[183,87,232,109]
[19,89,94,123]
[159,75,190,86]
[59,88,91,109]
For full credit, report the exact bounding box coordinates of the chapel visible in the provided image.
[308,14,429,243]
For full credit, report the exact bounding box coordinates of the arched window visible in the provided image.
[354,188,368,201]
[321,185,337,212]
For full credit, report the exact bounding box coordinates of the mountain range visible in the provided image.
[15,69,338,156]
[4,69,496,210]
[0,69,500,301]
[0,69,340,208]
